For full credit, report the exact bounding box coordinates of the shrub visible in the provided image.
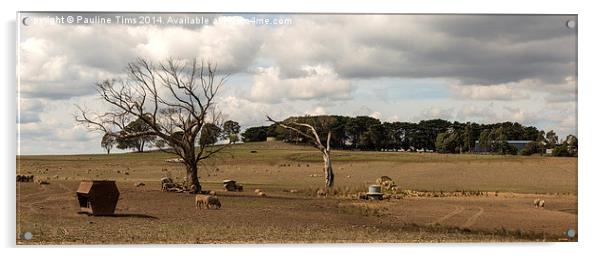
[552,145,571,157]
[520,141,540,156]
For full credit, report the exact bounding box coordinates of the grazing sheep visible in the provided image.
[289,189,299,193]
[376,176,393,184]
[36,179,49,185]
[208,196,221,209]
[358,193,368,200]
[160,177,174,184]
[16,175,35,182]
[258,192,267,197]
[254,189,262,194]
[195,195,209,209]
[533,198,545,208]
[165,158,184,163]
[316,188,327,197]
[135,182,145,187]
[195,195,221,209]
[161,183,170,192]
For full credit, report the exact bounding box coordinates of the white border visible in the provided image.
[2,1,600,256]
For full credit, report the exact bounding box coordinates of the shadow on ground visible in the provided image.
[77,212,158,219]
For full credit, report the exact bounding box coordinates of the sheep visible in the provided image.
[533,198,545,208]
[36,179,49,185]
[160,177,175,191]
[254,189,263,194]
[16,175,34,182]
[316,188,327,197]
[358,193,368,200]
[257,192,267,197]
[376,176,393,184]
[195,195,208,209]
[161,183,170,192]
[195,195,221,209]
[208,196,221,209]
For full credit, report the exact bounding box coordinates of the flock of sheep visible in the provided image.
[195,194,221,209]
[193,186,270,210]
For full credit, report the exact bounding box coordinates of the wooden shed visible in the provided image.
[76,180,120,215]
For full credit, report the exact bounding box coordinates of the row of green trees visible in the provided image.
[241,115,577,156]
[101,118,241,154]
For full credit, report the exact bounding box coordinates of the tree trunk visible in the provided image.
[138,140,145,153]
[322,150,334,187]
[185,162,201,193]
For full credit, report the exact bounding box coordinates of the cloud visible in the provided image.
[541,76,577,103]
[134,16,264,73]
[18,98,45,124]
[19,16,265,100]
[262,15,576,86]
[248,65,352,103]
[346,105,383,119]
[305,106,328,116]
[450,80,534,101]
[417,107,455,121]
[455,104,499,123]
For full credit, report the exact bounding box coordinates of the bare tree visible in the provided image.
[76,57,229,193]
[266,116,334,187]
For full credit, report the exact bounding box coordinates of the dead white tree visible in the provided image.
[266,116,334,187]
[75,57,229,193]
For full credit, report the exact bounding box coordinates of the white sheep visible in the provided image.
[316,188,327,197]
[533,198,545,208]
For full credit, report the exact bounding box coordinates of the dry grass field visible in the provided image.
[16,141,577,244]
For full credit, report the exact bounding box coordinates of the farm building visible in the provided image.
[474,140,531,153]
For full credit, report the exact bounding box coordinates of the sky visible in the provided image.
[17,13,577,155]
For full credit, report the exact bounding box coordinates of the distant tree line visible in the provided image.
[241,115,577,156]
